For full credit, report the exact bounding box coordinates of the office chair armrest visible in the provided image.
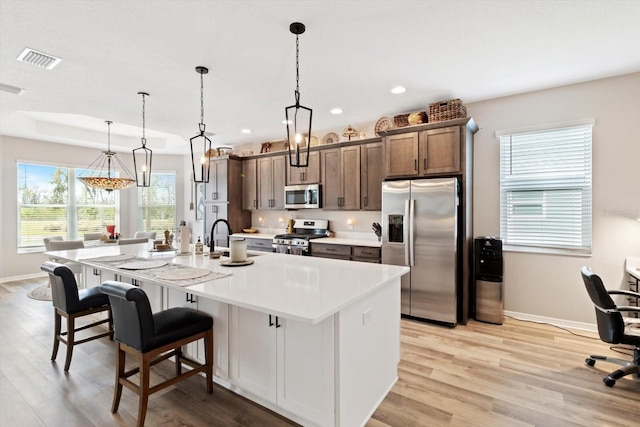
[616,306,640,314]
[608,289,640,299]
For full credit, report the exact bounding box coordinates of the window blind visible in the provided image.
[138,172,176,234]
[499,123,592,253]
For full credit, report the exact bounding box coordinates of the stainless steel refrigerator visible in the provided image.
[382,178,459,325]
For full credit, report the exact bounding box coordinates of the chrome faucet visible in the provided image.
[211,219,233,249]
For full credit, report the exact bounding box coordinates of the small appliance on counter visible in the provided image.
[474,237,504,324]
[273,219,329,255]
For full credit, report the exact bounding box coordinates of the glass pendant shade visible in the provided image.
[190,66,212,183]
[285,103,312,167]
[285,22,312,168]
[78,121,135,192]
[133,92,152,187]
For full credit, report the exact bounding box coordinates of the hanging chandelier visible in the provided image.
[78,121,135,192]
[190,66,212,183]
[285,22,313,168]
[133,91,152,187]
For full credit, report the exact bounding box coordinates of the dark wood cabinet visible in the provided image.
[242,158,257,210]
[360,142,383,210]
[311,242,381,263]
[320,146,360,210]
[287,151,320,185]
[257,155,286,210]
[245,237,274,253]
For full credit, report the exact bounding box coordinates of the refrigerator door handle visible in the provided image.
[409,199,415,266]
[404,199,411,265]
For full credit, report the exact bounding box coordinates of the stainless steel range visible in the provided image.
[272,219,329,255]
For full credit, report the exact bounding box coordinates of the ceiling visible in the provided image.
[1,0,639,154]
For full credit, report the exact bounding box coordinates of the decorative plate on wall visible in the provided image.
[322,132,339,145]
[374,116,394,135]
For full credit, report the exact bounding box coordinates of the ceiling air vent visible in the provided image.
[17,48,62,70]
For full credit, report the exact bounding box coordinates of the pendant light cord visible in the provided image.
[141,93,147,147]
[295,33,300,106]
[200,71,205,126]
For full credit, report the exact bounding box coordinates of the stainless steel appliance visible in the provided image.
[284,184,322,209]
[474,237,504,324]
[273,219,329,255]
[382,178,459,325]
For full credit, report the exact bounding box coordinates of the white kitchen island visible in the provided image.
[46,244,409,427]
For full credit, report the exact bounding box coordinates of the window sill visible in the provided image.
[17,247,45,255]
[503,245,591,258]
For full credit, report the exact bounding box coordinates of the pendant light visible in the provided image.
[78,121,135,192]
[133,91,152,187]
[190,66,212,183]
[285,22,313,168]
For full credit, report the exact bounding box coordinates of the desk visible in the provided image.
[46,243,409,427]
[625,258,640,318]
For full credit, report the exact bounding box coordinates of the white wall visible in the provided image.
[469,72,640,324]
[0,135,187,279]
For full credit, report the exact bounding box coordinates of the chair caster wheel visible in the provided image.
[585,358,595,367]
[603,377,616,387]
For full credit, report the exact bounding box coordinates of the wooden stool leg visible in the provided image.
[51,310,61,361]
[108,307,114,341]
[63,314,75,372]
[137,352,151,427]
[205,329,214,394]
[111,344,125,413]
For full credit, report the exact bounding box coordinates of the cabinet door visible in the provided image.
[340,145,361,210]
[230,306,277,402]
[276,316,335,426]
[271,156,286,209]
[83,266,102,288]
[384,133,419,178]
[165,288,199,360]
[197,298,230,379]
[206,159,228,202]
[361,142,383,210]
[287,151,320,185]
[320,148,341,209]
[257,157,272,210]
[242,158,257,210]
[419,126,461,174]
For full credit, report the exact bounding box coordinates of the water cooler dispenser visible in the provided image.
[474,237,504,324]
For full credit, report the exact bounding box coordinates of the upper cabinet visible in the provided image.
[360,142,383,210]
[287,151,320,185]
[383,124,462,178]
[320,146,360,210]
[242,158,257,210]
[257,155,286,210]
[205,159,229,202]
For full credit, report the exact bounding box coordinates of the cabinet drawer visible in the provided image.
[311,243,351,257]
[352,246,381,259]
[246,238,273,252]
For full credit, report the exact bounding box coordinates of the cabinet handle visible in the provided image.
[185,293,196,304]
[253,199,257,208]
[423,158,427,170]
[131,279,138,286]
[269,314,274,327]
[364,196,368,206]
[93,268,100,276]
[276,316,281,328]
[414,159,418,171]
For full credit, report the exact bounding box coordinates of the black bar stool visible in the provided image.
[99,280,213,427]
[40,261,113,371]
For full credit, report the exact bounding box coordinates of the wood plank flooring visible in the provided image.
[1,277,638,426]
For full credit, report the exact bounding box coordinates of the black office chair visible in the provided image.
[581,266,640,386]
[40,261,113,371]
[99,280,213,427]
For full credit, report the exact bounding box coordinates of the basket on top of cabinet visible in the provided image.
[428,98,467,123]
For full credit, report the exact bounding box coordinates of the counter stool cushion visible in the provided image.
[99,280,213,427]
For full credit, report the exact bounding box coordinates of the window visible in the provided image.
[17,162,118,250]
[498,121,593,254]
[138,172,176,235]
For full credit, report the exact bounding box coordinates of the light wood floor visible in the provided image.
[1,278,638,426]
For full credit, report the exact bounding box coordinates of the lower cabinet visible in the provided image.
[165,288,230,380]
[230,306,334,426]
[245,237,274,252]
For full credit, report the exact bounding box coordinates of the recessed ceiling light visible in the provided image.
[241,129,251,134]
[330,108,343,115]
[391,86,406,94]
[17,47,62,70]
[0,83,25,95]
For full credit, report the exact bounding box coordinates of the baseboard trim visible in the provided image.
[504,310,597,333]
[0,272,47,283]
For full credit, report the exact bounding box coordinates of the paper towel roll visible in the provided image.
[180,226,190,253]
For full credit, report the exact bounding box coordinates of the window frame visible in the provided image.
[137,171,177,236]
[497,119,594,256]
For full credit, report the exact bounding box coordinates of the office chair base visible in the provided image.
[585,349,640,387]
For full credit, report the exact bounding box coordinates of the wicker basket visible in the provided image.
[393,113,410,127]
[428,98,467,123]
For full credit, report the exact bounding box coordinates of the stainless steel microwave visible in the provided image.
[284,184,322,209]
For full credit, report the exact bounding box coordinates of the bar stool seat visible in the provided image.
[40,261,113,372]
[99,280,213,427]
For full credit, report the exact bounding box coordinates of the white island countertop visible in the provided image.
[47,244,408,325]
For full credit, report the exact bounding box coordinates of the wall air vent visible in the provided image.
[16,48,62,70]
